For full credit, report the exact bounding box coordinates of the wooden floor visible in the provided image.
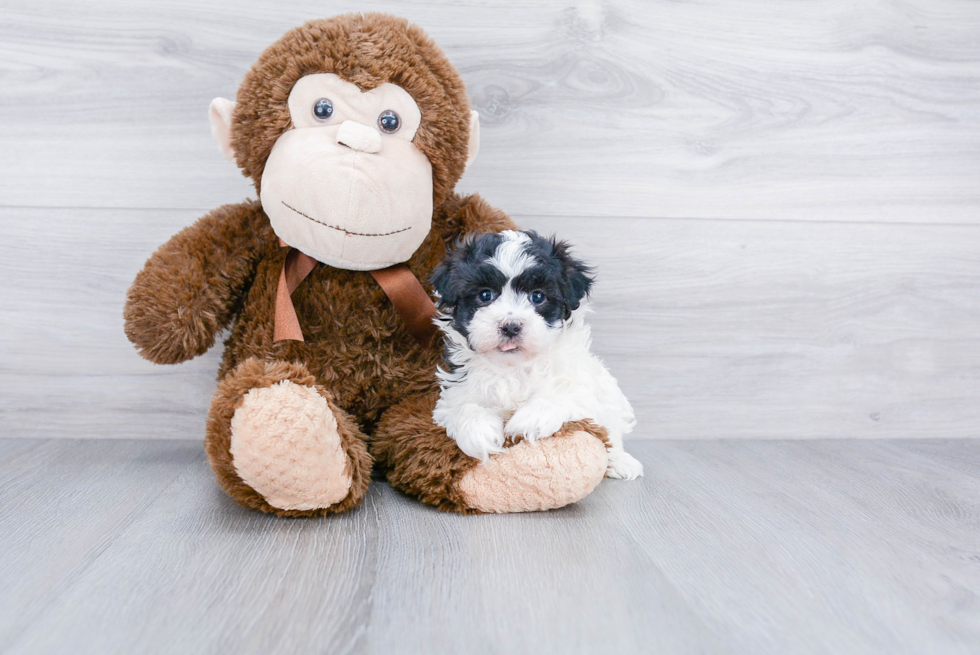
[2,438,978,655]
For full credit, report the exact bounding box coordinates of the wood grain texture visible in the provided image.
[1,438,978,654]
[0,439,202,647]
[523,215,980,439]
[2,207,977,440]
[0,0,978,221]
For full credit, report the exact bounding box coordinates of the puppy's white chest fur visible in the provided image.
[433,310,642,480]
[457,355,548,416]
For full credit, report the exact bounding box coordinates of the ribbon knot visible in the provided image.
[273,241,438,348]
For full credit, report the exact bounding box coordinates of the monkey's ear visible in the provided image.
[464,110,480,171]
[208,98,237,162]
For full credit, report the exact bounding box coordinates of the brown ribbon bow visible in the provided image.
[273,240,438,348]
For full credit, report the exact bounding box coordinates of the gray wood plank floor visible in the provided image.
[2,438,978,655]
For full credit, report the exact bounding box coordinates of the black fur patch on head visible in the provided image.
[513,231,595,322]
[431,230,595,338]
[430,232,507,337]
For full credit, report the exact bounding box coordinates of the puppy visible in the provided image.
[429,230,643,480]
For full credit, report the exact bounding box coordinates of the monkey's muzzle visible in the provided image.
[336,120,382,154]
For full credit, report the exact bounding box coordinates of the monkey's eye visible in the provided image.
[312,98,334,121]
[378,110,401,134]
[478,289,496,303]
[530,291,546,305]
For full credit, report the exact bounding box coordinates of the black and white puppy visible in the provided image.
[430,230,643,480]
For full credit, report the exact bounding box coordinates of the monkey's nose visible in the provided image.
[336,120,382,154]
[500,321,523,338]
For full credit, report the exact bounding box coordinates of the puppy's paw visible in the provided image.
[451,414,506,462]
[505,400,573,443]
[606,449,644,480]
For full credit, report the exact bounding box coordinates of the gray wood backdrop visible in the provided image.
[1,0,978,440]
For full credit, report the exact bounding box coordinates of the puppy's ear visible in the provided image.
[551,237,594,317]
[432,231,500,311]
[430,240,466,310]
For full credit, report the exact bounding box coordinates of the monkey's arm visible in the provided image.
[124,200,273,365]
[436,193,518,240]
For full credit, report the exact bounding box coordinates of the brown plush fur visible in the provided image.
[371,393,482,513]
[504,420,611,451]
[123,200,272,365]
[371,394,609,514]
[126,190,514,516]
[124,13,617,517]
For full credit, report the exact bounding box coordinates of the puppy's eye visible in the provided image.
[478,289,495,303]
[378,110,401,134]
[530,291,546,305]
[313,98,334,121]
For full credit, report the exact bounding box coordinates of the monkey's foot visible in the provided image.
[230,380,351,511]
[206,358,371,516]
[456,425,609,513]
[372,393,609,514]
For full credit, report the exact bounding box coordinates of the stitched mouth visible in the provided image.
[282,201,412,237]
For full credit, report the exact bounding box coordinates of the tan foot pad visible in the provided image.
[456,431,608,513]
[229,380,352,511]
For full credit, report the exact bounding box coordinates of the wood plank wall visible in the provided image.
[1,0,978,440]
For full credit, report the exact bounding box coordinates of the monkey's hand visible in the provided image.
[124,200,272,365]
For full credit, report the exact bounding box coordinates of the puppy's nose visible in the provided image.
[336,120,382,153]
[500,321,523,338]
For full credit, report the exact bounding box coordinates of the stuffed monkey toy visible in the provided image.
[124,13,610,515]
